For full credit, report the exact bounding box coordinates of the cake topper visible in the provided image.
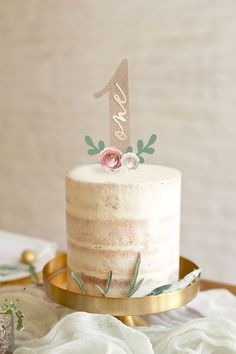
[95,58,130,153]
[85,58,157,171]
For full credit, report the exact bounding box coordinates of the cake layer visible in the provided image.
[67,237,179,275]
[66,164,181,297]
[67,215,180,247]
[66,175,180,220]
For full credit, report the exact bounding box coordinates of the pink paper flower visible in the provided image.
[99,147,122,172]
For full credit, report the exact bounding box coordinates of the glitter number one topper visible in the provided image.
[85,58,157,171]
[94,58,130,154]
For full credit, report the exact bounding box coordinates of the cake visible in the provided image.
[66,163,181,297]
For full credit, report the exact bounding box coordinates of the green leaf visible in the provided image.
[88,148,99,156]
[71,272,85,294]
[0,264,25,271]
[85,135,95,148]
[138,156,145,164]
[147,134,157,146]
[143,147,155,154]
[16,317,24,331]
[1,302,24,331]
[128,278,144,298]
[95,271,112,297]
[29,265,40,284]
[98,140,105,151]
[137,140,144,154]
[104,271,112,295]
[126,146,133,153]
[146,284,171,296]
[128,253,142,297]
[95,284,106,296]
[0,264,28,275]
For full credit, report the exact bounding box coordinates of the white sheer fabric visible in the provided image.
[1,286,236,353]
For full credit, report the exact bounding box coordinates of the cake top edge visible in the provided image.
[66,164,181,185]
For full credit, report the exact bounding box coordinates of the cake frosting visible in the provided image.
[66,163,181,297]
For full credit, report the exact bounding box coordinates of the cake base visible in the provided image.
[43,254,200,326]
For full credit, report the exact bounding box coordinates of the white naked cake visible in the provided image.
[66,163,181,297]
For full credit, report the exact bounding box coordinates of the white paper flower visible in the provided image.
[121,153,139,171]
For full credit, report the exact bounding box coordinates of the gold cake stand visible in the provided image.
[43,255,200,326]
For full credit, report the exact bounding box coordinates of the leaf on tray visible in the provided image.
[146,268,202,296]
[128,253,143,297]
[146,284,171,296]
[95,271,113,297]
[128,278,144,298]
[71,272,85,294]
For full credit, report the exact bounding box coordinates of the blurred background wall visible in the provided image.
[0,0,236,283]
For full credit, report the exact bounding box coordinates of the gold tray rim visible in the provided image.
[43,255,200,316]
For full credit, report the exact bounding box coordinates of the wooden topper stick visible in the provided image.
[94,59,130,153]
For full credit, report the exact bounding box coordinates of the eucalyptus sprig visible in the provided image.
[0,290,26,332]
[85,136,105,156]
[127,253,144,297]
[146,284,171,296]
[95,271,112,297]
[1,302,24,331]
[71,272,85,294]
[28,265,42,286]
[0,264,28,276]
[147,268,202,296]
[0,264,41,285]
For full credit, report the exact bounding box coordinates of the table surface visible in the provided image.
[201,279,236,295]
